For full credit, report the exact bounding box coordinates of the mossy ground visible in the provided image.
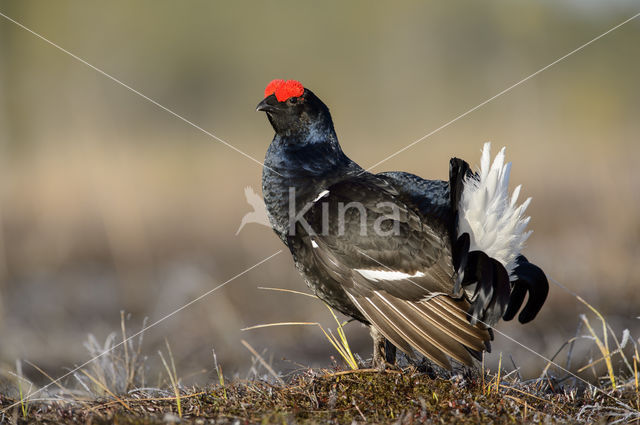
[2,367,638,424]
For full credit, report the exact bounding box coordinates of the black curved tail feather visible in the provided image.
[458,247,511,326]
[449,157,548,328]
[449,158,472,221]
[452,232,470,294]
[450,158,511,327]
[503,255,549,323]
[483,257,511,325]
[449,157,472,293]
[454,237,548,327]
[449,158,474,241]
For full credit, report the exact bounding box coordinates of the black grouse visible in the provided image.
[258,79,548,369]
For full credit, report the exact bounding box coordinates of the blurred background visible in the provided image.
[0,1,639,386]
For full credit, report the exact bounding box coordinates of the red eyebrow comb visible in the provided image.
[264,79,304,102]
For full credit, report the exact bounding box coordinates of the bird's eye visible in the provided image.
[288,97,298,104]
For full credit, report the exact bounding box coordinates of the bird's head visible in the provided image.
[257,79,334,139]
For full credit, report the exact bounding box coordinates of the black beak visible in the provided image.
[256,95,279,113]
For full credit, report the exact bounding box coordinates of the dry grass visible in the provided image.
[1,304,640,424]
[1,361,639,424]
[243,287,359,370]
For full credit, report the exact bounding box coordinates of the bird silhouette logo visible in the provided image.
[236,186,271,235]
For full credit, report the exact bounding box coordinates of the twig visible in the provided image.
[509,355,522,381]
[241,340,285,385]
[258,286,317,298]
[80,370,131,411]
[158,341,182,418]
[578,297,616,389]
[23,360,101,416]
[353,400,367,422]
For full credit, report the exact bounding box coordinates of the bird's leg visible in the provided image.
[370,327,396,370]
[385,339,397,364]
[370,326,385,369]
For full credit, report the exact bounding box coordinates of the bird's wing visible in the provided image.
[298,173,491,368]
[346,291,489,368]
[302,173,454,298]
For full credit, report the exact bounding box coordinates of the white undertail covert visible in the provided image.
[458,143,532,277]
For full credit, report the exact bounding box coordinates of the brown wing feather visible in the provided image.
[375,293,474,366]
[348,292,452,368]
[349,291,491,368]
[346,293,415,356]
[422,297,490,346]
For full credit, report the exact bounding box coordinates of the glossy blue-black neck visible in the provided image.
[262,130,360,241]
